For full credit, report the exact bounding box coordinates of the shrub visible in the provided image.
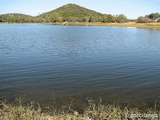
[137,16,149,23]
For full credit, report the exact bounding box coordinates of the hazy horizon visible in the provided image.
[0,0,160,19]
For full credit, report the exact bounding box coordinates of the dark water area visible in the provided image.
[0,24,160,108]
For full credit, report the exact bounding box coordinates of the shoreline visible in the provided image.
[1,22,160,30]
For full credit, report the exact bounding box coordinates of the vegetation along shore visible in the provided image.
[0,98,160,120]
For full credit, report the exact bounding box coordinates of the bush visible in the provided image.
[137,16,149,23]
[116,14,127,23]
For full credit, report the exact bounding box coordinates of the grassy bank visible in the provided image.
[87,22,160,30]
[53,22,160,30]
[0,98,159,120]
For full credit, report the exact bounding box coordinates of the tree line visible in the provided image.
[1,13,159,23]
[38,14,128,23]
[0,13,128,23]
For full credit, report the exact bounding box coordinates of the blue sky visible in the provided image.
[0,0,160,19]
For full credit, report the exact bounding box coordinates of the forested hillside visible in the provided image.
[0,13,34,23]
[0,4,130,23]
[37,4,127,23]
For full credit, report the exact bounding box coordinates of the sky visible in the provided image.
[0,0,160,19]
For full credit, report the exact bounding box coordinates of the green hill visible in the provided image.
[38,4,104,22]
[0,4,128,23]
[1,13,32,17]
[0,13,33,23]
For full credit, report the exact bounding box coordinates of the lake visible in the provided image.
[0,24,160,107]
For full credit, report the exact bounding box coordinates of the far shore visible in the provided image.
[1,22,160,30]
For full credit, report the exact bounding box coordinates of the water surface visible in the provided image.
[0,24,160,106]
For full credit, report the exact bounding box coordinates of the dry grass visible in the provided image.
[0,98,160,120]
[87,22,160,30]
[52,22,160,30]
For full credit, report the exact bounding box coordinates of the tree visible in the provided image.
[137,16,149,23]
[88,16,98,22]
[0,16,2,22]
[103,14,115,23]
[107,14,116,23]
[148,13,160,21]
[116,14,127,23]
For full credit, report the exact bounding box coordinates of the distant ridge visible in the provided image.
[0,13,33,23]
[0,13,32,17]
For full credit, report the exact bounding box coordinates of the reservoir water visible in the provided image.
[0,24,160,107]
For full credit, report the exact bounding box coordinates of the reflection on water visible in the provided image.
[0,24,160,106]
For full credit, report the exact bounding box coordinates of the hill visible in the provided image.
[0,13,34,23]
[0,4,128,23]
[38,4,104,22]
[0,13,32,17]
